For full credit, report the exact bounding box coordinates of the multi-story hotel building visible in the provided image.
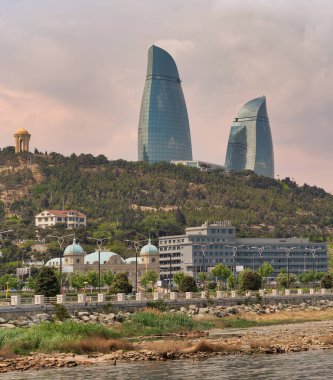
[159,221,327,280]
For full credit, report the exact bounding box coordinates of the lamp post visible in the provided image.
[47,234,74,294]
[226,245,244,289]
[250,246,268,273]
[305,247,321,275]
[89,237,109,293]
[279,247,297,289]
[125,239,147,294]
[195,242,214,277]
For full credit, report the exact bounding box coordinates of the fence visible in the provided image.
[2,287,333,308]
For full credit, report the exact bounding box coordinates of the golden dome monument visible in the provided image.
[14,128,31,153]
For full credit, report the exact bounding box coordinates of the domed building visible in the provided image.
[45,237,160,288]
[63,238,85,266]
[14,128,31,153]
[140,239,159,268]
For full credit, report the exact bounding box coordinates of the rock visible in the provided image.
[198,307,209,314]
[0,323,15,328]
[106,313,116,321]
[77,311,90,317]
[89,315,98,322]
[0,317,6,324]
[81,316,90,322]
[180,307,187,313]
[35,313,51,321]
[189,305,198,311]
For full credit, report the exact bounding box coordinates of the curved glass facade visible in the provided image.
[225,96,274,178]
[138,45,193,163]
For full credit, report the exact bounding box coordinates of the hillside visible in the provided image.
[0,147,332,245]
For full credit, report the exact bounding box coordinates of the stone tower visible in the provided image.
[14,128,31,153]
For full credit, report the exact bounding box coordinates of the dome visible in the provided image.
[124,257,143,264]
[14,128,30,135]
[64,238,84,255]
[140,239,159,255]
[84,251,124,265]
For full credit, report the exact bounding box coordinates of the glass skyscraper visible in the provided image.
[225,96,274,178]
[138,45,193,163]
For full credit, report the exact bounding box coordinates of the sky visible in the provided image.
[0,0,332,193]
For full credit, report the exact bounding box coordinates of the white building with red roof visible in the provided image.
[35,210,87,229]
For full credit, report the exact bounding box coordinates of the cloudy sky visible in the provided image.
[0,0,332,192]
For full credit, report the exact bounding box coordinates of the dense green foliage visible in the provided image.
[239,269,262,291]
[109,272,132,294]
[179,275,198,292]
[35,267,60,296]
[0,150,332,244]
[320,273,333,289]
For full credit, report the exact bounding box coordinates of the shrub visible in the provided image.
[109,272,133,294]
[35,267,60,297]
[179,276,198,292]
[239,270,261,291]
[321,273,333,289]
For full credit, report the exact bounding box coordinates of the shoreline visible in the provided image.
[1,319,333,373]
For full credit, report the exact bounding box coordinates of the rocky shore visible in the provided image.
[1,300,333,373]
[1,298,333,328]
[1,319,333,373]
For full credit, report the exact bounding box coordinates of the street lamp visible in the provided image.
[194,242,214,279]
[226,245,244,287]
[279,247,297,289]
[305,247,321,277]
[89,237,109,293]
[47,234,74,294]
[125,239,147,294]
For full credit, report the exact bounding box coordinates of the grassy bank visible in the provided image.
[0,309,212,356]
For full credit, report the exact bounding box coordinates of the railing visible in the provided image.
[2,288,333,308]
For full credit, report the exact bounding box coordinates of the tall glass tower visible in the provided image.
[225,96,274,178]
[138,45,193,163]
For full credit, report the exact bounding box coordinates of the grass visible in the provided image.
[0,320,121,355]
[121,308,213,337]
[0,309,213,356]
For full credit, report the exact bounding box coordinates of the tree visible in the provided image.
[179,276,198,292]
[0,274,19,291]
[68,272,86,291]
[257,262,273,278]
[239,269,262,291]
[276,271,297,288]
[173,271,185,288]
[86,271,100,288]
[109,272,133,294]
[227,274,235,290]
[35,267,60,296]
[212,264,232,283]
[102,271,114,289]
[321,273,333,289]
[140,270,159,291]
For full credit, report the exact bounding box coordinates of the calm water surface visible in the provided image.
[3,350,333,380]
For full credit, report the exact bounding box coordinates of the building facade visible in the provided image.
[225,96,274,178]
[46,239,160,289]
[138,45,193,164]
[159,221,327,280]
[35,210,87,229]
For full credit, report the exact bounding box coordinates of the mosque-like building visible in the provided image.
[45,238,160,288]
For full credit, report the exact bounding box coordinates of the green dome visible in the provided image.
[140,239,158,255]
[64,238,84,255]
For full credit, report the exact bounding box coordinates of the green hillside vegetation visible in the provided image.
[0,148,332,269]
